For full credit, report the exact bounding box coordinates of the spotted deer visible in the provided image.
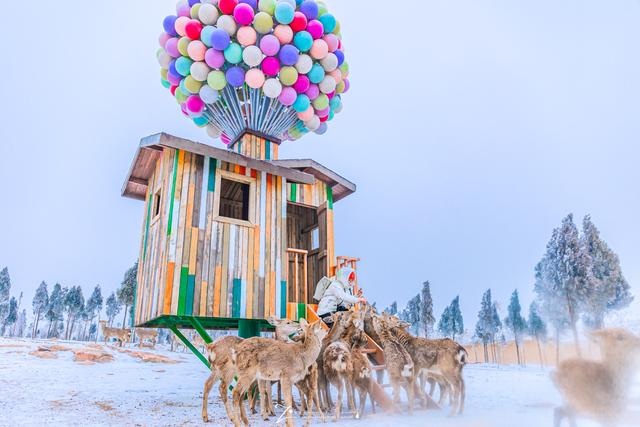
[134,328,158,348]
[99,321,131,347]
[552,328,640,427]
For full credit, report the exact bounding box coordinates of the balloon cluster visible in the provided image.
[157,0,349,142]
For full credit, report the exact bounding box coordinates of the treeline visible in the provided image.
[384,214,633,366]
[0,262,139,341]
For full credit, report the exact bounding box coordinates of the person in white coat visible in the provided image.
[316,267,367,325]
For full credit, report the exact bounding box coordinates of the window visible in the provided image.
[213,170,256,227]
[311,228,319,250]
[152,190,162,219]
[219,178,250,221]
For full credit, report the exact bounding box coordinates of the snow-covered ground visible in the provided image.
[1,337,639,427]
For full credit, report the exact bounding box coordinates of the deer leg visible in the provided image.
[311,373,325,422]
[334,378,344,421]
[232,377,253,427]
[554,405,577,427]
[346,379,356,415]
[457,376,466,415]
[357,386,367,419]
[304,383,314,427]
[281,377,295,427]
[369,381,376,414]
[202,371,218,422]
[257,381,269,420]
[406,377,415,415]
[219,380,237,425]
[392,382,401,405]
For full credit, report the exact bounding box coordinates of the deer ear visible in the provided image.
[266,316,277,326]
[299,318,309,328]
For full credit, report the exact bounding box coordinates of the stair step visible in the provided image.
[361,348,378,354]
[372,364,386,371]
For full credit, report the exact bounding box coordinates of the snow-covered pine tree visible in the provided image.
[106,292,121,326]
[535,214,592,357]
[45,283,65,338]
[16,309,27,338]
[384,301,398,316]
[581,215,633,328]
[474,289,494,362]
[0,267,11,331]
[117,262,137,330]
[421,281,436,338]
[505,290,527,365]
[63,286,84,340]
[527,301,547,367]
[406,294,422,335]
[490,302,502,363]
[85,285,103,341]
[2,297,18,336]
[32,281,49,338]
[438,305,451,338]
[449,296,464,341]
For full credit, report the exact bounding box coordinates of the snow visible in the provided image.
[1,337,639,427]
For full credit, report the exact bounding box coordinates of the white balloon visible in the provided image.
[217,15,237,36]
[206,124,222,138]
[295,54,313,75]
[198,3,219,25]
[333,103,343,114]
[158,51,172,69]
[263,78,283,98]
[304,115,320,132]
[242,45,263,68]
[199,85,219,104]
[176,0,189,13]
[320,53,338,72]
[319,76,336,94]
[190,62,211,82]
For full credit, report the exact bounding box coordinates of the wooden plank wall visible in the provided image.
[135,146,289,325]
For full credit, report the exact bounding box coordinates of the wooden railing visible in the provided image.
[287,248,308,304]
[336,255,361,303]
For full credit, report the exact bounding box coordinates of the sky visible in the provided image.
[1,0,639,332]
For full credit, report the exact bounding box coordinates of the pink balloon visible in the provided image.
[343,78,350,93]
[168,72,182,86]
[323,34,339,52]
[260,34,280,56]
[245,68,266,89]
[306,20,324,39]
[278,87,297,106]
[165,38,180,58]
[297,106,314,121]
[177,4,191,17]
[328,68,343,84]
[175,16,190,37]
[310,39,328,59]
[273,25,294,44]
[326,91,335,99]
[261,57,281,76]
[159,32,171,48]
[305,83,320,100]
[205,48,225,68]
[315,106,330,117]
[186,95,205,114]
[293,75,310,94]
[236,26,257,46]
[234,3,255,26]
[187,40,207,61]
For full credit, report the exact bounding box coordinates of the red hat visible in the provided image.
[348,271,356,282]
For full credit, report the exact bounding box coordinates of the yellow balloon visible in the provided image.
[279,66,298,86]
[178,37,191,57]
[185,76,203,94]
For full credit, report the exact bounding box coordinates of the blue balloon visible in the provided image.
[293,31,313,53]
[334,49,345,66]
[200,26,216,48]
[299,1,318,20]
[329,95,341,110]
[226,66,246,88]
[318,14,336,33]
[308,63,325,84]
[175,57,194,76]
[210,29,231,51]
[163,16,178,36]
[275,2,295,24]
[188,0,201,6]
[239,0,258,9]
[279,44,300,66]
[293,94,311,112]
[169,60,179,78]
[193,116,209,126]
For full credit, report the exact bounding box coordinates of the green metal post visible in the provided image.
[188,317,213,344]
[238,319,261,338]
[169,325,210,369]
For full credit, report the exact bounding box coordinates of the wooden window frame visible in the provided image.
[212,169,256,228]
[151,187,163,225]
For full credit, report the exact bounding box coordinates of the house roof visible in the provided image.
[269,159,357,203]
[122,133,356,203]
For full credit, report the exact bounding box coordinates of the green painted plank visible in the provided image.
[167,150,180,236]
[280,281,287,319]
[142,189,153,262]
[177,267,189,315]
[186,274,196,316]
[298,303,306,320]
[232,278,242,318]
[290,183,297,202]
[169,325,210,369]
[207,158,217,192]
[326,185,334,210]
[265,140,271,160]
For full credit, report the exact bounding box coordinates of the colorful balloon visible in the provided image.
[198,4,220,25]
[233,3,255,25]
[205,48,225,68]
[185,20,203,40]
[275,2,295,24]
[207,70,227,90]
[253,12,274,34]
[219,0,239,15]
[237,26,257,46]
[200,84,219,103]
[226,66,246,87]
[259,34,280,56]
[279,44,300,66]
[210,29,231,50]
[299,0,318,20]
[293,31,313,52]
[263,78,283,98]
[245,68,266,88]
[306,20,324,39]
[261,56,281,76]
[242,45,263,67]
[273,24,294,44]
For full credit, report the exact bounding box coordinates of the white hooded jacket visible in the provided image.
[316,268,359,316]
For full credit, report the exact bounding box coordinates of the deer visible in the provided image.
[371,313,416,414]
[202,319,303,424]
[231,319,329,427]
[317,311,354,411]
[134,328,158,348]
[347,310,376,419]
[99,320,131,347]
[552,328,640,427]
[383,313,467,415]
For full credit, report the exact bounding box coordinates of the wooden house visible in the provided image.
[122,132,357,334]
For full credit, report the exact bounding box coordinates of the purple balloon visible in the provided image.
[226,66,246,87]
[334,49,344,66]
[163,16,178,36]
[210,29,231,51]
[165,38,180,58]
[188,0,201,6]
[205,48,225,69]
[239,0,258,9]
[299,1,319,20]
[279,44,300,66]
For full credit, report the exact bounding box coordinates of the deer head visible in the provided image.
[590,328,640,363]
[267,316,303,341]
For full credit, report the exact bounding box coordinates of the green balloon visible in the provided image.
[175,88,188,103]
[339,61,349,75]
[313,94,329,110]
[224,43,243,65]
[161,78,170,89]
[207,70,227,90]
[259,0,276,15]
[279,66,298,86]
